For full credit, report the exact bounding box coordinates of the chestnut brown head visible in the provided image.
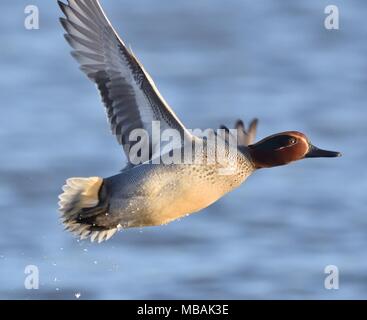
[248,131,341,169]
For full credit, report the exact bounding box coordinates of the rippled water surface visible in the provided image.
[0,0,366,299]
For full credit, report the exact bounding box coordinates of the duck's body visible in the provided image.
[69,141,255,241]
[106,154,252,229]
[57,0,340,243]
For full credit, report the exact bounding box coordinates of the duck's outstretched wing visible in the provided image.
[220,118,258,147]
[58,0,192,165]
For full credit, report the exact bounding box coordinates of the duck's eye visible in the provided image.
[289,138,297,145]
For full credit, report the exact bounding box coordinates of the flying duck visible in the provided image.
[57,0,341,242]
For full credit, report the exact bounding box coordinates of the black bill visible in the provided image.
[305,144,342,158]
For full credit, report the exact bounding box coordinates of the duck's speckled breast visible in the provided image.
[105,149,254,227]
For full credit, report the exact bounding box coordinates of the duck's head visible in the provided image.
[248,131,341,169]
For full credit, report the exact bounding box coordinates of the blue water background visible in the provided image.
[0,0,366,299]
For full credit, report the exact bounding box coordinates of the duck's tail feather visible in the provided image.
[58,177,118,243]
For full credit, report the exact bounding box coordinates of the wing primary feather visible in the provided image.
[59,0,192,166]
